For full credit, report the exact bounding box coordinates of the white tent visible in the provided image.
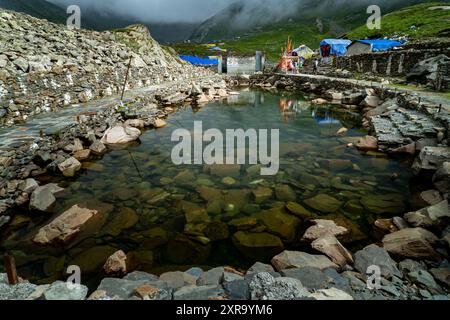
[292,45,314,59]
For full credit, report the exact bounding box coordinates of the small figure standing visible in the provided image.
[313,59,319,74]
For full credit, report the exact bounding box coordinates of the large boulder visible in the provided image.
[382,228,440,260]
[404,200,449,228]
[354,244,402,279]
[271,251,338,271]
[433,162,450,194]
[33,205,99,245]
[406,54,450,89]
[101,126,141,145]
[412,147,450,175]
[29,184,64,212]
[249,272,310,300]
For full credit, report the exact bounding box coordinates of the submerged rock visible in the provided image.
[356,135,378,152]
[304,194,343,213]
[232,231,284,260]
[286,202,317,220]
[360,194,405,215]
[103,250,128,275]
[33,205,99,245]
[254,207,300,242]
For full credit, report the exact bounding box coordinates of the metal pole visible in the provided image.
[4,252,18,285]
[121,56,133,102]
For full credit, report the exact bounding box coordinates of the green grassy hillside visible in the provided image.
[347,2,450,39]
[172,1,449,62]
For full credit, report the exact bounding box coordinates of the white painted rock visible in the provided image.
[101,126,141,145]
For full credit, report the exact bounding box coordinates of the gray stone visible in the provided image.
[408,270,443,294]
[429,268,450,289]
[29,186,56,212]
[382,228,440,260]
[309,287,353,300]
[160,271,197,289]
[412,147,450,175]
[280,267,329,290]
[223,272,244,283]
[433,162,450,194]
[185,267,203,280]
[398,259,426,274]
[393,217,409,230]
[97,278,171,300]
[404,200,449,228]
[354,244,402,279]
[19,178,39,193]
[247,262,275,274]
[123,271,159,282]
[223,280,250,300]
[272,251,338,271]
[44,281,88,300]
[249,272,311,300]
[89,140,107,155]
[0,278,37,300]
[173,285,225,300]
[196,267,224,286]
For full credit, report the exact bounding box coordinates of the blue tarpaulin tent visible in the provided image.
[352,39,404,52]
[179,55,218,66]
[320,39,352,57]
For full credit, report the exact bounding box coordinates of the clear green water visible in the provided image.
[0,89,413,287]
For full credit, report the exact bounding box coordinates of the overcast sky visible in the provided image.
[48,0,234,23]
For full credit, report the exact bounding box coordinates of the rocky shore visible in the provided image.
[0,8,230,223]
[1,8,450,301]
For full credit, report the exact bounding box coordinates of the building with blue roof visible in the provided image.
[319,39,353,57]
[346,39,405,56]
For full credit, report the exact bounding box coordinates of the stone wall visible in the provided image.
[334,48,449,78]
[0,10,212,127]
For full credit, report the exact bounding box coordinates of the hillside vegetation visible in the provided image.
[347,2,450,39]
[172,1,449,62]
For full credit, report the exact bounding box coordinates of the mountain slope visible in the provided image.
[180,0,449,61]
[0,0,198,43]
[347,2,450,39]
[0,0,67,23]
[189,0,440,43]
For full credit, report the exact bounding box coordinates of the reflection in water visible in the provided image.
[0,90,413,288]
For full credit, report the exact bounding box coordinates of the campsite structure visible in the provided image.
[320,39,352,59]
[346,39,405,56]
